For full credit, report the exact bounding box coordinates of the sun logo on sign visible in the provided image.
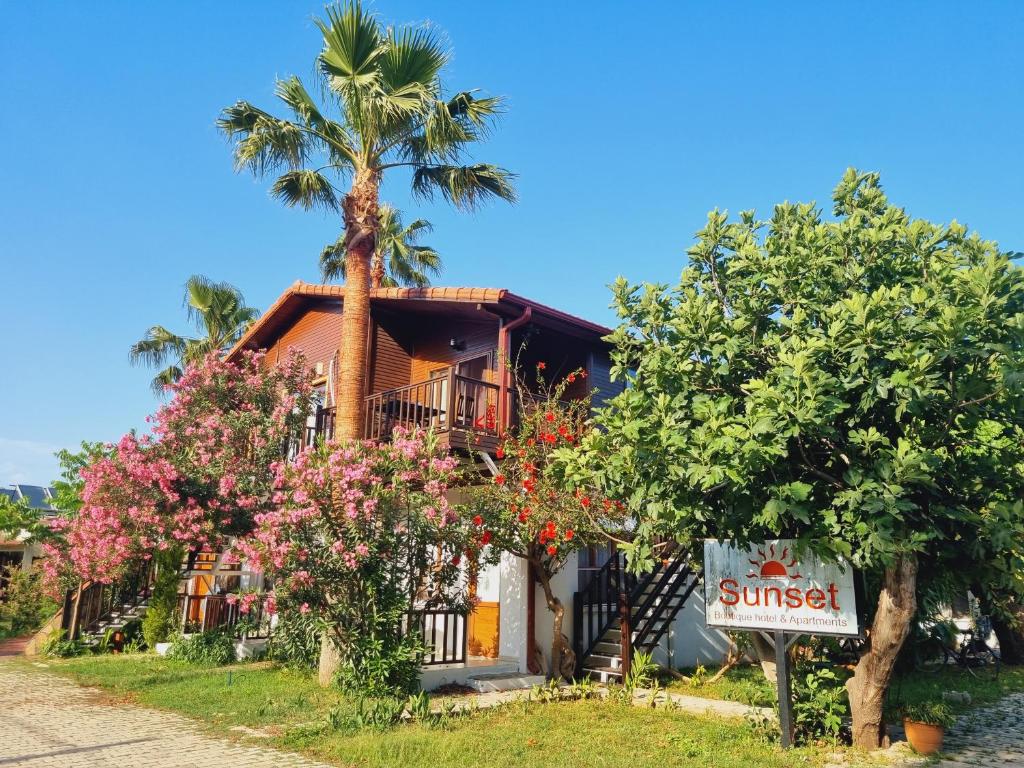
[747,543,802,580]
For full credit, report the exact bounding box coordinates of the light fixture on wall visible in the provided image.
[449,338,466,351]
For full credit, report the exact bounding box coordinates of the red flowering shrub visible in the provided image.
[470,362,625,679]
[236,428,477,695]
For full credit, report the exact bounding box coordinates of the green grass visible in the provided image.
[19,654,833,768]
[666,662,1024,714]
[888,664,1024,711]
[664,665,776,707]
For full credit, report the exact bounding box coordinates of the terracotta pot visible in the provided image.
[903,719,945,755]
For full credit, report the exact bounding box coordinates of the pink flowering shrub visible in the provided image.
[237,428,478,694]
[42,351,312,592]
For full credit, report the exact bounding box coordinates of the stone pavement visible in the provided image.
[935,691,1024,767]
[0,660,332,768]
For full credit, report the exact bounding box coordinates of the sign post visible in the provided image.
[774,629,794,748]
[703,539,861,748]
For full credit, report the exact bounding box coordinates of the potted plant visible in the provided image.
[898,701,956,755]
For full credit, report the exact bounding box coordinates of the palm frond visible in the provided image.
[271,170,340,211]
[129,326,188,368]
[151,366,184,397]
[411,163,517,210]
[217,102,309,175]
[316,2,385,87]
[319,233,348,282]
[378,25,447,108]
[274,76,357,168]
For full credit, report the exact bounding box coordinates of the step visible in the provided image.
[584,653,622,669]
[465,672,547,693]
[581,666,623,683]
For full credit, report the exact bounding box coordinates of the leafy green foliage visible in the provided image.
[167,629,237,666]
[268,608,322,669]
[895,700,957,727]
[791,666,849,745]
[0,566,58,639]
[141,550,183,649]
[566,169,1024,599]
[41,629,89,658]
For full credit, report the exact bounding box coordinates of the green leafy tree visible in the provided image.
[563,169,1024,749]
[129,275,258,394]
[320,203,442,288]
[51,441,110,515]
[218,0,515,447]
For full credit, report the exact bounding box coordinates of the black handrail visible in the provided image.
[572,548,637,670]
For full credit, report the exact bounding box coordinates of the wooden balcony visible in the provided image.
[364,369,503,453]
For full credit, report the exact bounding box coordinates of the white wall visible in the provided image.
[533,551,578,675]
[498,552,529,670]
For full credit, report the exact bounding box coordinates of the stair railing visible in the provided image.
[572,548,638,674]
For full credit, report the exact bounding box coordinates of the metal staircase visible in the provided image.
[60,561,154,644]
[572,546,701,681]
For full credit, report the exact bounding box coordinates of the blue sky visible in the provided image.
[1,1,1021,485]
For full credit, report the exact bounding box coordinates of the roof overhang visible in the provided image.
[226,282,613,361]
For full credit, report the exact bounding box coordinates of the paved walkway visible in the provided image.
[936,691,1024,767]
[0,660,332,768]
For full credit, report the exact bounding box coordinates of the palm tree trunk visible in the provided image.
[370,253,385,289]
[336,169,379,442]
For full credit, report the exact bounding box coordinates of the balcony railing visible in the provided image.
[364,370,502,441]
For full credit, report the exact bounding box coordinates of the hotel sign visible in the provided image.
[703,539,861,637]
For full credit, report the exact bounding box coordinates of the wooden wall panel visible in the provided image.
[369,315,412,393]
[263,302,343,383]
[407,320,500,383]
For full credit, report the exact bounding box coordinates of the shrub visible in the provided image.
[142,551,182,649]
[897,700,957,728]
[167,629,236,665]
[269,608,322,669]
[41,629,88,658]
[0,565,57,639]
[792,666,850,745]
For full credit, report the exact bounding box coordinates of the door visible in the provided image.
[467,557,500,658]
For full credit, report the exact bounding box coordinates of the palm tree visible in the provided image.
[218,1,515,444]
[129,275,259,394]
[320,203,442,288]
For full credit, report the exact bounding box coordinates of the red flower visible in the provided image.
[496,446,505,459]
[517,511,528,522]
[567,374,576,383]
[537,362,546,370]
[523,478,536,493]
[547,544,558,556]
[580,496,591,509]
[451,555,461,566]
[544,433,557,444]
[473,514,483,526]
[544,411,555,422]
[565,529,575,540]
[494,474,506,485]
[481,530,492,545]
[526,438,536,447]
[580,370,587,378]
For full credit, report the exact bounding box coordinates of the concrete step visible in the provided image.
[465,672,547,693]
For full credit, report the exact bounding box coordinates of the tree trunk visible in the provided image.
[335,169,380,443]
[846,554,918,750]
[318,632,342,687]
[750,631,777,681]
[990,600,1024,666]
[370,252,385,289]
[533,560,576,681]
